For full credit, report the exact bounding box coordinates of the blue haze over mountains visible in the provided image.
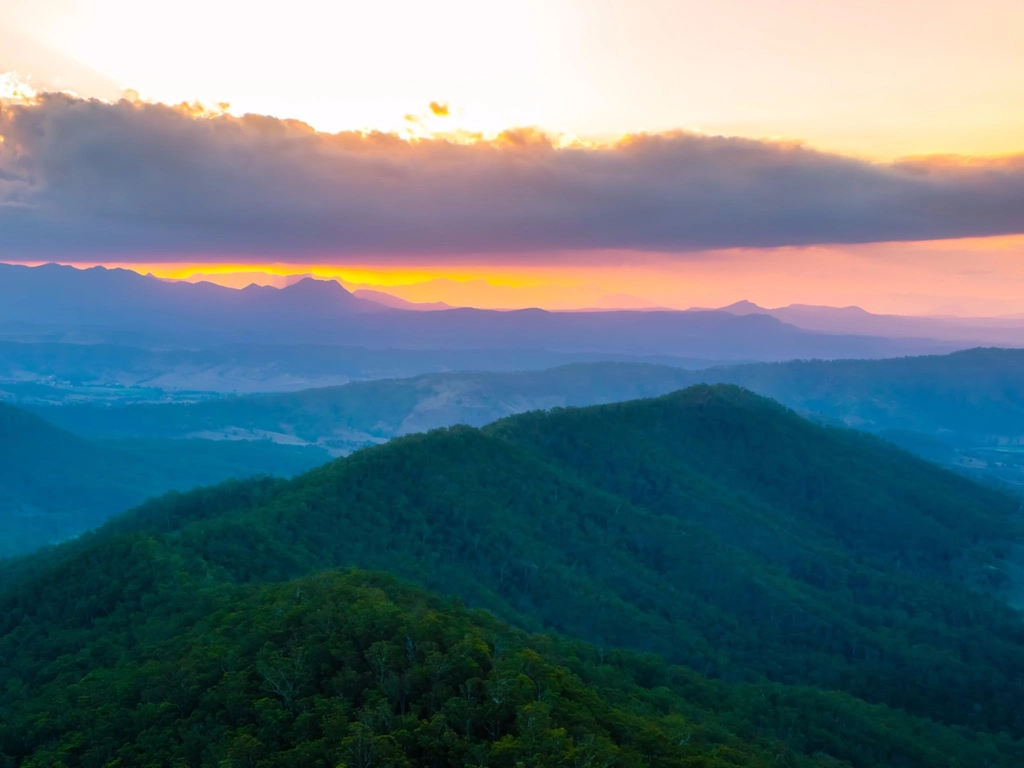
[0,262,987,358]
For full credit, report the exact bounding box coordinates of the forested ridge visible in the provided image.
[4,566,1022,768]
[3,385,1024,765]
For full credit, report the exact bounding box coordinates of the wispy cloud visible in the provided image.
[2,93,1024,260]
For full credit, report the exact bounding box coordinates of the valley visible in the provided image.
[25,349,1024,491]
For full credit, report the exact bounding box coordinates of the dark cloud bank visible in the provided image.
[2,94,1023,258]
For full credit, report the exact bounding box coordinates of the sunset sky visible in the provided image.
[3,0,1024,314]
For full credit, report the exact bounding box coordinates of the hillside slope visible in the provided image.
[692,348,1024,490]
[6,565,1021,768]
[38,349,1024,487]
[36,363,697,452]
[7,386,1024,743]
[696,347,1024,436]
[39,348,1024,444]
[0,339,716,399]
[0,402,328,557]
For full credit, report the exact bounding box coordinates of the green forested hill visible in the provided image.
[5,385,1024,766]
[0,402,328,557]
[6,564,1021,768]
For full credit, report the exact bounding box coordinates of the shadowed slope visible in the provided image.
[0,402,328,557]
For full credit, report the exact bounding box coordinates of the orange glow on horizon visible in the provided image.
[8,234,1024,317]
[117,262,564,290]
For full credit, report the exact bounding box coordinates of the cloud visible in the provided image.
[428,101,450,117]
[1,93,1024,260]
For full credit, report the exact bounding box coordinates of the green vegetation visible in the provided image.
[696,348,1024,491]
[5,385,1024,766]
[3,562,1022,767]
[0,402,329,557]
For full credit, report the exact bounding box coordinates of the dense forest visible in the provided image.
[5,385,1024,765]
[3,567,1022,767]
[0,402,328,557]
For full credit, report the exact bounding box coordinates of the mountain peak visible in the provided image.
[280,277,351,296]
[269,277,389,313]
[718,299,769,314]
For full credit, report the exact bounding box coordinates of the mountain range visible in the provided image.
[0,263,963,359]
[712,299,1024,345]
[4,386,1024,766]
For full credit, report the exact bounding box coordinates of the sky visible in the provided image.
[3,0,1024,314]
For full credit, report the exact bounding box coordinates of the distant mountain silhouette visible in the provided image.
[0,263,960,359]
[0,264,386,334]
[709,298,1024,345]
[353,288,453,310]
[689,299,763,314]
[236,277,388,318]
[171,272,315,289]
